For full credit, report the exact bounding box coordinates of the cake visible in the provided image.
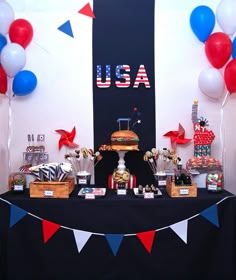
[111,130,139,151]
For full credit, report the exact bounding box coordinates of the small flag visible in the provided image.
[42,219,61,243]
[58,20,74,38]
[105,234,124,256]
[200,204,219,228]
[136,230,156,253]
[10,205,28,227]
[78,3,95,18]
[73,230,92,253]
[170,219,188,244]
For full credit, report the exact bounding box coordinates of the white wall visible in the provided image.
[1,0,236,194]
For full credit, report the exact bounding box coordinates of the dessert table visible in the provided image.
[0,187,235,280]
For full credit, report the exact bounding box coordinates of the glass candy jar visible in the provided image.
[206,171,224,192]
[112,168,130,189]
[9,172,26,193]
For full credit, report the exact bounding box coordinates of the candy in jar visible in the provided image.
[206,171,223,192]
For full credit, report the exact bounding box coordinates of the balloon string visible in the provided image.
[220,106,225,172]
[7,78,13,175]
[220,90,229,176]
[221,90,229,108]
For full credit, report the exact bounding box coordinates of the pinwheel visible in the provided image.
[163,123,191,149]
[55,126,78,150]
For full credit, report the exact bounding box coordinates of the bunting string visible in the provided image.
[0,195,233,255]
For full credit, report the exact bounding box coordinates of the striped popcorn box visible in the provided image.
[47,162,59,181]
[39,164,51,181]
[29,164,43,181]
[58,163,72,182]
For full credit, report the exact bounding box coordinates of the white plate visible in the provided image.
[78,188,106,197]
[133,187,162,197]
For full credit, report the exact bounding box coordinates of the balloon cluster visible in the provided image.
[0,1,37,96]
[190,1,236,98]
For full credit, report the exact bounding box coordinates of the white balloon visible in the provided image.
[216,0,236,36]
[0,1,15,35]
[198,67,225,99]
[0,43,26,77]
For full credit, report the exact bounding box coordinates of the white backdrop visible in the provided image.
[1,0,236,194]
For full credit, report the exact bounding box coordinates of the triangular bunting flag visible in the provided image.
[73,229,92,253]
[57,20,74,38]
[78,3,95,18]
[170,219,188,244]
[10,204,28,228]
[42,219,61,243]
[136,230,156,253]
[105,234,124,256]
[200,204,219,228]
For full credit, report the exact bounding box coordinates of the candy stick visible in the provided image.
[74,150,82,173]
[144,153,155,174]
[65,154,77,175]
[94,153,103,169]
[145,150,156,173]
[87,155,95,173]
[81,147,89,171]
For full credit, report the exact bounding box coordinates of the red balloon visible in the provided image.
[224,59,236,94]
[0,66,7,94]
[205,32,232,69]
[9,19,33,48]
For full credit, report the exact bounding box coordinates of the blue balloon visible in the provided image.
[13,70,37,96]
[0,34,7,53]
[232,37,236,59]
[190,5,215,43]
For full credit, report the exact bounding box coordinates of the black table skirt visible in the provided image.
[0,188,235,280]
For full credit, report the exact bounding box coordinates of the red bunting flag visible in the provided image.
[42,219,61,243]
[78,3,95,18]
[136,230,156,253]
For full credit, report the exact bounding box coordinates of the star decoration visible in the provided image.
[163,123,191,149]
[55,126,79,150]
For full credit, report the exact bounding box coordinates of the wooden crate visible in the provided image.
[29,177,75,198]
[166,181,197,198]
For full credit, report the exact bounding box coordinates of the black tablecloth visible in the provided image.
[0,188,235,280]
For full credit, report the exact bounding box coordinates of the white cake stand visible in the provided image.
[116,150,127,171]
[113,150,130,192]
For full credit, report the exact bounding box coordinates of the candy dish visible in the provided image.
[133,186,162,197]
[78,187,106,197]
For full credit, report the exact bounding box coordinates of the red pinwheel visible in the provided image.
[163,123,191,149]
[55,126,79,150]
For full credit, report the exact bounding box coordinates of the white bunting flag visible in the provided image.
[73,229,92,253]
[170,219,188,244]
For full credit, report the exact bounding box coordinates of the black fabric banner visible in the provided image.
[93,0,156,151]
